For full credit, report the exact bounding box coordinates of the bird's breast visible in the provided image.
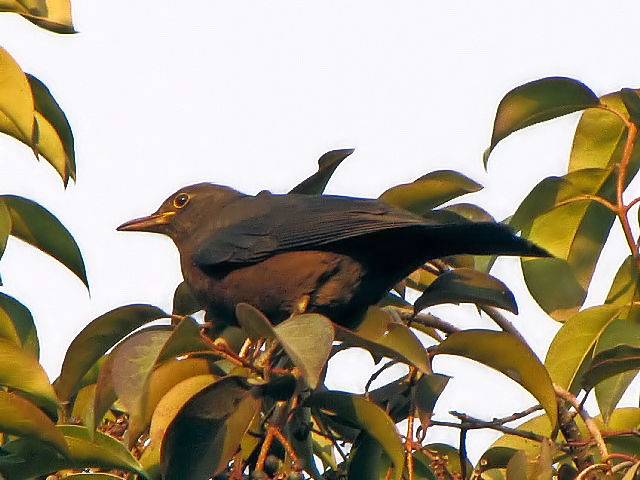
[181,250,368,325]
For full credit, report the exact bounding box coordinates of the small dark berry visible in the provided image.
[264,454,280,476]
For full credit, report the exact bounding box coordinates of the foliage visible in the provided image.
[2,5,640,480]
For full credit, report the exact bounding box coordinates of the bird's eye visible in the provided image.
[173,193,190,208]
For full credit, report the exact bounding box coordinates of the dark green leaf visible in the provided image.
[380,170,482,214]
[274,313,334,389]
[585,344,640,390]
[27,73,75,184]
[348,432,384,480]
[172,281,202,316]
[1,195,88,288]
[477,446,518,471]
[310,391,404,480]
[336,307,430,374]
[485,77,599,164]
[621,88,640,127]
[545,304,622,392]
[437,330,557,428]
[414,268,517,314]
[289,148,354,194]
[414,373,449,427]
[592,308,640,423]
[161,376,261,479]
[56,304,167,401]
[0,292,38,357]
[156,316,209,364]
[235,302,276,340]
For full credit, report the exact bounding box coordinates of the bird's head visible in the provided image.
[117,183,246,243]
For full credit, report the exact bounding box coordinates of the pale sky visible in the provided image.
[1,1,639,461]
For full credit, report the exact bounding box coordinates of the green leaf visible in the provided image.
[0,391,68,456]
[0,46,34,144]
[1,195,88,288]
[336,307,430,374]
[0,425,147,479]
[27,74,75,184]
[569,90,640,172]
[505,450,528,480]
[606,256,640,306]
[422,444,472,479]
[437,330,557,428]
[348,432,384,480]
[592,308,640,423]
[0,338,58,418]
[485,77,599,164]
[56,304,167,401]
[60,425,148,478]
[490,414,554,457]
[585,344,640,390]
[414,268,517,314]
[414,373,449,427]
[620,88,640,127]
[380,170,482,214]
[477,447,518,471]
[513,168,618,320]
[140,374,219,478]
[310,391,404,480]
[289,148,354,194]
[0,200,10,262]
[172,281,202,316]
[235,302,276,340]
[274,313,334,389]
[0,292,38,357]
[545,304,623,392]
[156,316,209,364]
[161,376,261,479]
[110,328,172,434]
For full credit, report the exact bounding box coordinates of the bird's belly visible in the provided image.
[184,251,370,325]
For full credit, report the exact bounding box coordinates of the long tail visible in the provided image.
[417,222,550,260]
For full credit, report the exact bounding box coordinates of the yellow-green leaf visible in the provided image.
[545,304,622,392]
[485,77,599,164]
[310,391,405,480]
[0,391,68,456]
[0,338,58,418]
[0,46,34,143]
[0,293,38,357]
[337,307,430,374]
[19,0,75,34]
[380,170,482,214]
[437,330,557,428]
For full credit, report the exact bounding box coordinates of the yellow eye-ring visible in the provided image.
[173,193,190,208]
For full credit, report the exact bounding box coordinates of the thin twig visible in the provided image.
[365,361,399,395]
[554,384,609,459]
[388,307,460,335]
[480,306,526,343]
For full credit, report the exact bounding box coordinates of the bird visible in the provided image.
[117,183,548,328]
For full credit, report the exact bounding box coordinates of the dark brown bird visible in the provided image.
[118,183,548,327]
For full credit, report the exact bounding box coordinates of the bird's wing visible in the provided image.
[193,192,428,266]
